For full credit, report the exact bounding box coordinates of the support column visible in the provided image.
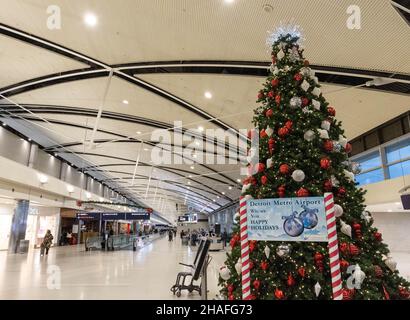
[27,144,38,168]
[8,199,30,253]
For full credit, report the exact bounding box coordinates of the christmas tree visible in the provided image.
[219,27,410,300]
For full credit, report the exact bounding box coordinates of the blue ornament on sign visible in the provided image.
[299,205,319,229]
[283,212,304,237]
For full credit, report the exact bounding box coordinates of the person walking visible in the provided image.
[40,230,54,256]
[168,229,173,241]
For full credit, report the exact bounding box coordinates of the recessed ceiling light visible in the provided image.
[28,138,32,141]
[217,196,220,199]
[187,181,191,185]
[195,141,200,146]
[395,202,401,205]
[189,175,192,178]
[136,131,142,134]
[190,166,195,170]
[122,100,129,105]
[213,199,216,202]
[192,154,197,158]
[228,186,233,190]
[197,126,205,132]
[144,148,149,151]
[84,13,98,27]
[387,209,392,212]
[237,178,241,182]
[2,123,6,127]
[204,91,212,99]
[222,192,225,195]
[263,4,273,12]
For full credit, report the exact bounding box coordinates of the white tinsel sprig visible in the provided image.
[266,21,305,50]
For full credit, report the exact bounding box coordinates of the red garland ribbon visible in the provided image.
[382,284,390,300]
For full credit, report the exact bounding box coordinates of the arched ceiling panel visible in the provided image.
[0,0,408,73]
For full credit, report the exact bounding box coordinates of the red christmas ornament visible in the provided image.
[374,265,383,278]
[297,267,306,278]
[287,274,296,287]
[399,286,410,299]
[337,187,346,197]
[257,91,264,100]
[301,97,309,106]
[345,143,352,153]
[340,259,349,270]
[349,243,360,256]
[327,106,336,116]
[323,179,333,192]
[296,187,309,197]
[228,294,235,301]
[260,261,269,271]
[268,91,274,99]
[278,127,289,137]
[342,288,355,300]
[230,237,237,248]
[274,288,285,300]
[268,138,276,154]
[352,223,362,239]
[249,240,257,252]
[265,108,273,117]
[383,285,390,300]
[271,79,279,87]
[278,185,286,198]
[249,176,257,186]
[320,157,331,170]
[293,73,302,81]
[285,120,293,130]
[261,175,268,185]
[260,129,268,139]
[249,261,254,270]
[279,164,290,175]
[271,55,276,64]
[275,94,281,105]
[374,232,382,241]
[314,252,324,261]
[227,284,234,293]
[253,279,261,290]
[256,163,265,173]
[314,252,324,271]
[323,140,334,152]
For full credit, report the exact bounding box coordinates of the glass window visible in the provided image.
[364,132,379,149]
[381,120,403,143]
[355,151,382,171]
[355,169,384,186]
[386,139,410,163]
[388,160,410,179]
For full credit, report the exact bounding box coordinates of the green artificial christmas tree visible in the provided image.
[219,27,410,300]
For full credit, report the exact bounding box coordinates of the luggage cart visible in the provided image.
[170,239,211,298]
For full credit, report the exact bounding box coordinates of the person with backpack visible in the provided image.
[40,230,54,256]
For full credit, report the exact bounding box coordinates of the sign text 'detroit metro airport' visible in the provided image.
[246,197,328,242]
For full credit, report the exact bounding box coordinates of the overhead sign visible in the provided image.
[76,212,101,220]
[77,211,151,221]
[246,197,328,242]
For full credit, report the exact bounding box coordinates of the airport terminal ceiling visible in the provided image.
[0,0,409,223]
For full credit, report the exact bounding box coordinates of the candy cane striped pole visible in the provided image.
[324,192,343,300]
[239,196,251,300]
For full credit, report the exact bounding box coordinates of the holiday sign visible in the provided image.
[246,197,328,242]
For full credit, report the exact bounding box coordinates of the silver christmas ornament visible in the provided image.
[312,87,321,96]
[344,169,355,181]
[334,204,344,217]
[276,244,290,257]
[301,80,310,91]
[333,141,342,152]
[235,259,242,275]
[290,97,302,108]
[361,211,372,224]
[292,169,305,182]
[266,158,273,168]
[265,126,274,137]
[304,130,315,142]
[219,265,231,280]
[340,220,352,238]
[331,175,340,187]
[277,49,285,60]
[347,264,366,289]
[264,245,271,259]
[314,282,321,297]
[350,162,362,175]
[385,257,397,272]
[233,212,240,224]
[338,135,348,148]
[317,129,329,139]
[321,120,331,131]
[312,99,321,110]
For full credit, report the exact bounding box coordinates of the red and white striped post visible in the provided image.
[324,192,343,300]
[239,196,251,300]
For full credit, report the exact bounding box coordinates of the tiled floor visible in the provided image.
[0,235,408,300]
[0,235,226,300]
